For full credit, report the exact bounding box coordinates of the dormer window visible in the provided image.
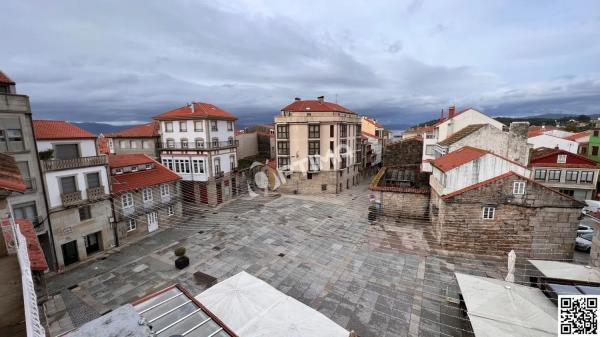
[115,168,123,175]
[131,166,138,172]
[557,154,567,163]
[145,164,152,170]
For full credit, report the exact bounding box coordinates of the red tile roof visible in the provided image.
[154,102,237,121]
[361,131,382,140]
[0,153,26,193]
[108,154,181,193]
[442,171,585,205]
[15,219,48,271]
[281,99,356,114]
[104,121,159,138]
[527,125,557,138]
[363,117,384,128]
[430,147,487,172]
[529,147,598,169]
[0,70,15,85]
[33,120,97,140]
[564,130,590,142]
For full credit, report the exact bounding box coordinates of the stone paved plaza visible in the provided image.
[47,182,524,337]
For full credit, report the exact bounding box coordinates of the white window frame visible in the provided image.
[145,164,152,170]
[557,154,567,163]
[131,166,138,172]
[127,218,136,232]
[168,205,174,216]
[195,121,204,132]
[160,184,170,197]
[512,181,526,195]
[227,121,233,131]
[142,188,153,202]
[165,121,173,132]
[122,193,134,208]
[482,207,495,220]
[180,121,187,132]
[192,159,205,174]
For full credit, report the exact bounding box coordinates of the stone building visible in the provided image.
[154,102,242,206]
[34,120,113,268]
[108,154,182,243]
[104,121,160,159]
[274,97,362,194]
[369,165,430,219]
[246,124,275,158]
[0,71,52,268]
[235,130,259,159]
[529,147,599,200]
[429,147,583,259]
[382,137,423,166]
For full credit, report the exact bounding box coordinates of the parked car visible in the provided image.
[582,200,600,214]
[575,233,593,252]
[578,224,594,235]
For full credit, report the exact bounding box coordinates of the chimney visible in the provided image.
[440,108,445,120]
[448,106,456,119]
[189,102,195,113]
[317,96,324,103]
[294,97,301,101]
[509,122,529,139]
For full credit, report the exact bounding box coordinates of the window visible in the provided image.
[0,118,25,152]
[548,170,561,181]
[330,141,334,152]
[120,140,129,149]
[340,124,347,137]
[557,154,567,163]
[127,218,136,231]
[321,184,327,191]
[145,164,152,170]
[79,206,92,221]
[593,146,599,156]
[115,168,123,174]
[425,145,435,155]
[340,139,347,154]
[308,156,320,171]
[12,202,38,226]
[16,161,32,191]
[534,169,547,181]
[330,125,334,137]
[168,205,174,216]
[566,170,579,182]
[143,188,153,202]
[181,138,189,148]
[277,125,289,139]
[277,141,289,155]
[230,155,236,170]
[174,159,190,173]
[356,125,361,136]
[160,184,170,197]
[595,130,599,137]
[122,193,133,208]
[559,189,575,196]
[86,172,100,188]
[143,140,153,149]
[211,120,218,131]
[166,138,175,148]
[162,158,173,170]
[425,133,435,139]
[482,207,495,220]
[180,121,187,132]
[214,158,221,173]
[228,136,234,146]
[580,146,588,155]
[581,171,595,183]
[307,172,312,179]
[211,137,219,148]
[308,141,320,155]
[278,157,289,169]
[192,159,205,174]
[60,176,77,193]
[227,121,233,131]
[131,166,138,172]
[195,138,204,148]
[165,122,173,132]
[512,181,526,195]
[54,144,79,160]
[130,140,137,149]
[308,125,320,138]
[195,121,204,132]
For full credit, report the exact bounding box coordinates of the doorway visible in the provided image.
[147,212,158,232]
[61,240,79,266]
[85,232,101,255]
[216,182,223,204]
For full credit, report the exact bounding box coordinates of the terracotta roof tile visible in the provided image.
[108,154,181,193]
[281,99,356,114]
[104,121,159,138]
[0,153,26,193]
[12,219,48,271]
[33,120,97,140]
[363,117,384,128]
[564,130,590,142]
[154,102,237,121]
[529,147,598,168]
[438,124,486,146]
[0,70,15,85]
[361,131,382,140]
[430,147,487,172]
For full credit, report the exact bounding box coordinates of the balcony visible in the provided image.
[42,155,107,172]
[87,186,106,201]
[61,190,82,207]
[214,171,224,178]
[159,140,238,151]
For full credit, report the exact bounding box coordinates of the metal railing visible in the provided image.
[87,186,106,201]
[117,195,181,220]
[41,155,107,172]
[159,140,238,150]
[61,190,82,206]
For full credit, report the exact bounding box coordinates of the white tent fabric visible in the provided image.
[455,273,556,337]
[529,259,600,283]
[196,271,350,337]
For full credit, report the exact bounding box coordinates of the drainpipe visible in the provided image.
[109,196,119,247]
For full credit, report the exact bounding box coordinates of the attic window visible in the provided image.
[115,168,123,175]
[145,164,152,170]
[557,154,567,163]
[131,166,138,172]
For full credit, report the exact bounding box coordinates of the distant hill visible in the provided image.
[494,113,597,126]
[73,122,130,135]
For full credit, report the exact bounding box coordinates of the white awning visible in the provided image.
[455,273,556,337]
[528,259,600,283]
[196,271,350,337]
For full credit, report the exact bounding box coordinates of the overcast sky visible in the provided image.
[2,0,600,127]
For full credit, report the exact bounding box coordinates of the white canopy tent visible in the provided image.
[455,273,556,337]
[196,271,351,337]
[528,260,600,283]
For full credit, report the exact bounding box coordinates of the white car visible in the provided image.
[582,200,600,214]
[575,233,593,252]
[578,225,594,235]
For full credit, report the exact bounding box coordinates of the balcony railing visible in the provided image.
[214,171,224,178]
[117,195,181,220]
[159,140,238,150]
[87,186,106,201]
[61,190,82,207]
[42,155,107,172]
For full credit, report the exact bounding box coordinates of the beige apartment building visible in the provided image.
[275,97,362,194]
